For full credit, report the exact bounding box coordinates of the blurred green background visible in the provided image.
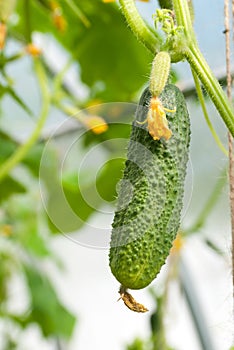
[0,1,232,349]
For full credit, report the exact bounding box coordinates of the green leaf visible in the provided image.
[0,84,33,116]
[22,143,45,177]
[2,195,51,257]
[13,0,152,101]
[126,338,145,350]
[65,0,152,101]
[0,130,17,162]
[0,251,15,302]
[44,156,125,234]
[3,337,18,350]
[17,225,50,258]
[23,265,76,339]
[96,157,125,202]
[0,176,26,203]
[157,0,173,10]
[63,0,90,27]
[0,130,45,179]
[83,123,131,149]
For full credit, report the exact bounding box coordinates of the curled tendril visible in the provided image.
[154,9,175,33]
[153,9,183,37]
[153,9,185,62]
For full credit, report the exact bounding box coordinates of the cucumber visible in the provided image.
[149,52,171,97]
[109,84,190,290]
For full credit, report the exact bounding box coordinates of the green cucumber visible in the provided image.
[109,84,190,290]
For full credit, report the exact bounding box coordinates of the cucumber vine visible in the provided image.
[0,59,50,182]
[120,0,234,137]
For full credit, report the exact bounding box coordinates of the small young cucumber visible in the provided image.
[109,84,190,290]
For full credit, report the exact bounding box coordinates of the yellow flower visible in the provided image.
[137,96,175,141]
[1,225,12,237]
[25,43,42,56]
[170,233,184,255]
[83,116,108,134]
[0,23,7,50]
[52,12,67,32]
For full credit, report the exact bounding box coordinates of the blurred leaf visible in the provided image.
[47,156,125,233]
[13,0,152,101]
[157,0,173,10]
[0,133,24,199]
[96,157,125,201]
[24,265,76,339]
[179,259,216,350]
[0,176,26,203]
[0,130,17,162]
[63,0,90,27]
[4,196,51,257]
[0,84,33,116]
[185,167,227,235]
[22,143,45,177]
[127,338,145,350]
[0,129,47,179]
[0,251,15,302]
[204,238,224,256]
[3,338,17,350]
[17,224,50,258]
[69,1,152,101]
[83,123,131,150]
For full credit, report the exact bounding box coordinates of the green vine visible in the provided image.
[120,0,234,137]
[63,0,90,27]
[0,59,50,182]
[119,0,161,54]
[24,0,32,43]
[185,46,234,137]
[192,69,228,156]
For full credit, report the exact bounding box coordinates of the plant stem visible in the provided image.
[172,0,194,38]
[179,258,216,350]
[225,0,234,302]
[186,46,234,136]
[63,0,90,27]
[119,0,234,135]
[172,0,234,136]
[24,0,32,42]
[186,167,227,234]
[119,0,161,54]
[0,59,50,182]
[192,69,228,156]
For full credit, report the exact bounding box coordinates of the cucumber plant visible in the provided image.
[119,0,234,137]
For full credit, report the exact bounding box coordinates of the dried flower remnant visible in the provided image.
[118,286,148,313]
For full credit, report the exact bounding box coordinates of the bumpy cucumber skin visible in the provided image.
[109,84,190,290]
